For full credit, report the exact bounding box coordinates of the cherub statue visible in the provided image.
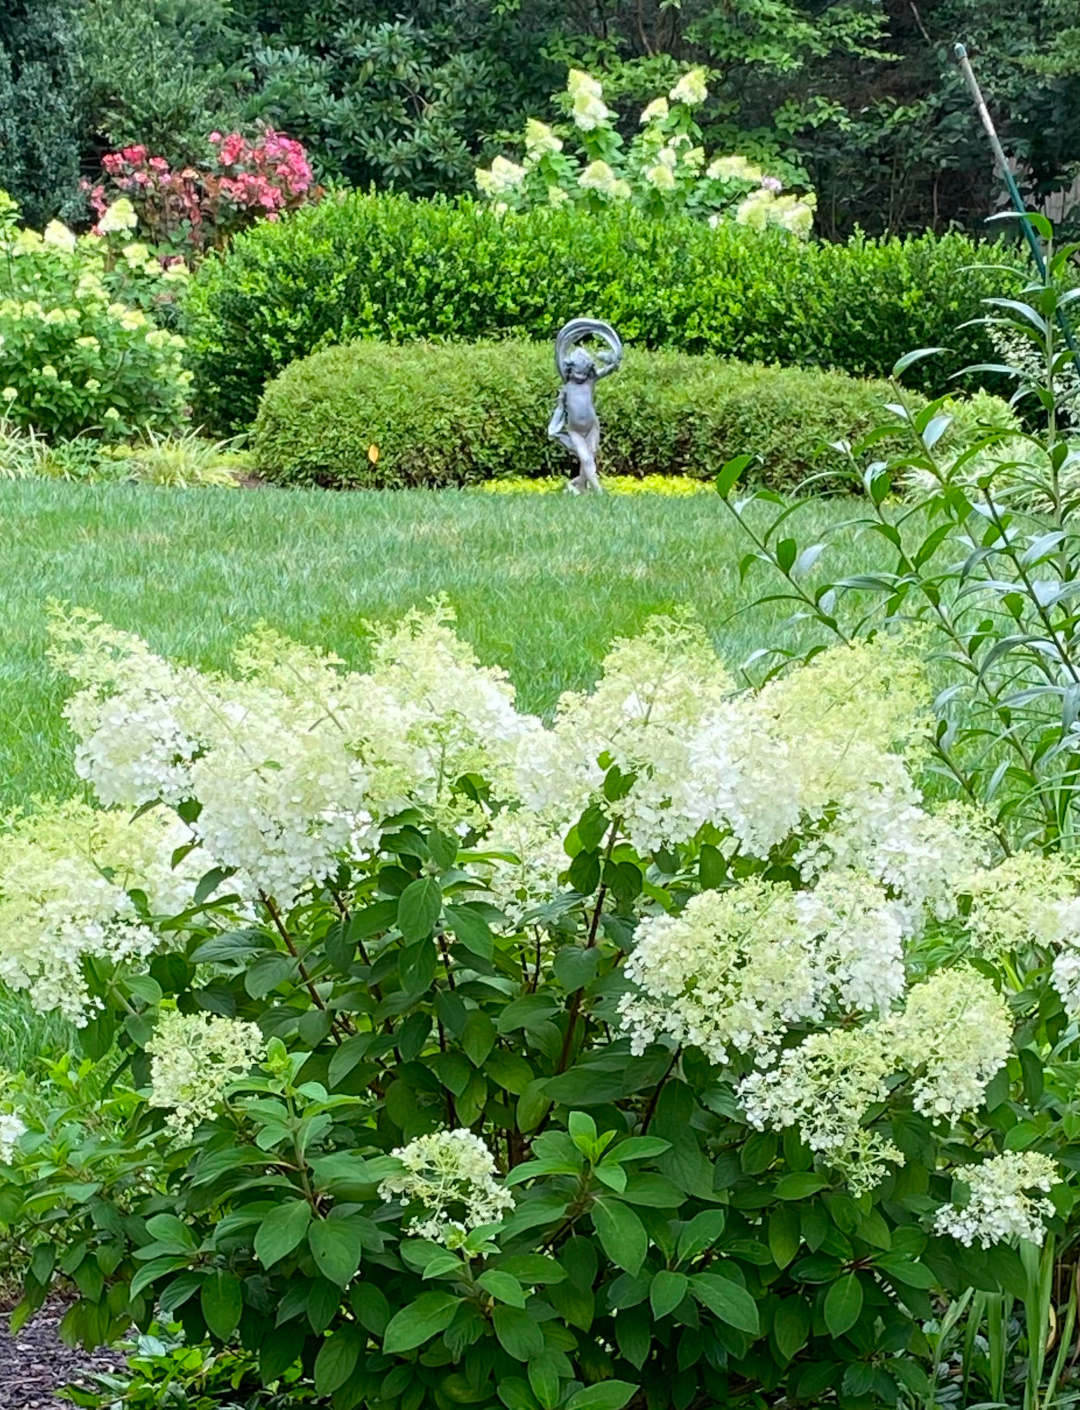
[548,318,623,492]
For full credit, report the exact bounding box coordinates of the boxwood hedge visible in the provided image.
[187,193,1022,432]
[253,340,928,491]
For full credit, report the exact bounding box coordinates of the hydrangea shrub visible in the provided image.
[475,69,815,235]
[0,603,1075,1407]
[0,192,189,437]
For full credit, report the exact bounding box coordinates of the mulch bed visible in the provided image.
[0,1300,125,1409]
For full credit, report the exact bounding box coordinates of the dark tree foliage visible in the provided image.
[229,0,568,194]
[0,1,83,227]
[4,0,1080,235]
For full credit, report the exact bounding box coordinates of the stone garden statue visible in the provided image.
[548,318,623,492]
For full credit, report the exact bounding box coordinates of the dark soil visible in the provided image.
[0,1300,125,1409]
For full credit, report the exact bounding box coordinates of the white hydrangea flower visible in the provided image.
[524,120,562,158]
[739,1025,903,1194]
[42,220,76,253]
[550,616,735,852]
[964,853,1078,959]
[639,97,669,125]
[0,800,215,1023]
[567,72,611,130]
[472,810,569,927]
[0,1112,26,1165]
[97,198,138,233]
[736,192,771,229]
[378,1129,513,1246]
[889,968,1012,1121]
[619,871,904,1064]
[644,163,677,191]
[148,1009,264,1141]
[669,68,709,106]
[934,1153,1058,1248]
[707,155,763,182]
[579,161,621,196]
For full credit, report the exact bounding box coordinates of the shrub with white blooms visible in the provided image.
[378,1129,514,1247]
[475,68,815,233]
[0,600,1074,1393]
[147,1009,265,1140]
[934,1153,1060,1248]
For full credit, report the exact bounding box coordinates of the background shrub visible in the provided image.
[254,340,924,491]
[187,193,1023,432]
[0,202,191,439]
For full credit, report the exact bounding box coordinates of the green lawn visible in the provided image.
[0,480,882,811]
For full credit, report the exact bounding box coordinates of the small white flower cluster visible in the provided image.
[0,1111,26,1165]
[934,1152,1059,1247]
[147,1009,264,1141]
[378,1128,513,1247]
[739,968,1011,1193]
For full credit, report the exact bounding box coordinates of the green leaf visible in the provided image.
[308,1219,363,1288]
[607,1136,671,1163]
[774,1172,828,1199]
[768,1205,801,1269]
[351,1281,390,1336]
[875,1254,936,1289]
[200,1270,242,1341]
[461,1011,496,1066]
[499,1379,542,1410]
[650,1269,689,1319]
[676,1209,727,1263]
[314,1325,363,1396]
[478,1270,526,1307]
[592,1198,648,1277]
[824,1273,864,1337]
[528,1351,563,1410]
[690,1272,760,1335]
[191,928,269,964]
[619,1174,684,1207]
[892,347,945,378]
[565,1381,637,1410]
[245,952,295,999]
[254,1200,312,1269]
[773,1296,811,1361]
[129,1256,191,1299]
[496,1254,565,1285]
[383,1291,462,1353]
[397,876,443,942]
[492,1303,545,1361]
[145,1214,196,1252]
[445,905,494,960]
[716,454,754,498]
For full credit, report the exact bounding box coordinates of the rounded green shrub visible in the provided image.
[187,193,1022,432]
[254,340,914,491]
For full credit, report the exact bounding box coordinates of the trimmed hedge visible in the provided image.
[254,340,924,491]
[187,193,1023,432]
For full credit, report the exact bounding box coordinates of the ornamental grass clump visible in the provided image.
[0,593,1075,1406]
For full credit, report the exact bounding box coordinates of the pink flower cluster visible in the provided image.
[84,130,317,256]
